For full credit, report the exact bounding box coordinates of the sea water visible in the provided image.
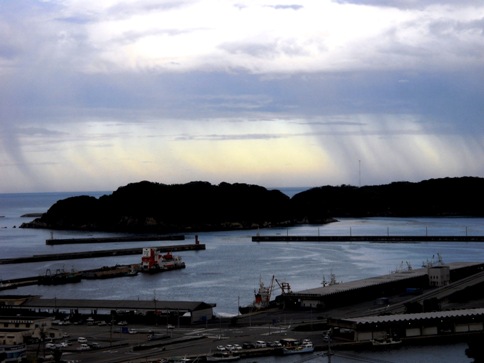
[1,191,483,362]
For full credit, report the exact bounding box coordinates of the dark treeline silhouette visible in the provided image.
[292,176,484,219]
[21,177,484,233]
[21,181,293,232]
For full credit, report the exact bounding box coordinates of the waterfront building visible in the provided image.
[328,308,484,343]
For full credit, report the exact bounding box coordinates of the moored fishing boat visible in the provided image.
[238,275,275,314]
[282,340,314,355]
[206,351,240,361]
[38,268,82,285]
[371,336,402,347]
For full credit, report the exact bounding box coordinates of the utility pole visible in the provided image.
[326,336,333,363]
[358,159,361,187]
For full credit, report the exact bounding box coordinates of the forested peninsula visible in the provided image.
[20,177,484,233]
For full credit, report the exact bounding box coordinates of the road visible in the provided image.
[29,314,326,362]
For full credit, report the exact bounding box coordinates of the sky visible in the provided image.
[1,0,483,193]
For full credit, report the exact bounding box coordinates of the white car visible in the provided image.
[45,343,56,349]
[78,343,91,350]
[255,340,267,348]
[216,345,226,351]
[55,342,68,348]
[77,337,88,344]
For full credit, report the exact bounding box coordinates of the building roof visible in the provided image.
[337,308,484,325]
[20,296,214,312]
[297,262,481,296]
[0,315,50,322]
[0,328,31,332]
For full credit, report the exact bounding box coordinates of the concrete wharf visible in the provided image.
[46,234,184,245]
[0,243,205,265]
[278,261,484,312]
[252,235,484,242]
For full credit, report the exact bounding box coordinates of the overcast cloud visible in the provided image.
[1,0,483,192]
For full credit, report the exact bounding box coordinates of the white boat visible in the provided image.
[168,357,191,363]
[371,337,402,347]
[282,341,314,355]
[205,351,240,361]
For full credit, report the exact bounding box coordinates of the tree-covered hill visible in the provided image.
[20,177,484,233]
[291,176,484,218]
[21,181,294,232]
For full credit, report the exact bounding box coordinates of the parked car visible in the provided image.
[255,340,267,348]
[77,337,88,344]
[242,342,255,349]
[268,341,282,347]
[78,344,91,350]
[45,343,56,350]
[216,345,226,351]
[55,342,68,348]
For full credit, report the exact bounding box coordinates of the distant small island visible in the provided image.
[21,213,44,218]
[20,177,484,233]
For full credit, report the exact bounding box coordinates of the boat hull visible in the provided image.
[282,346,314,355]
[371,338,402,348]
[206,353,240,362]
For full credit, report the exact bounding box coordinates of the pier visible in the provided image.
[0,243,205,265]
[46,234,184,245]
[252,235,484,242]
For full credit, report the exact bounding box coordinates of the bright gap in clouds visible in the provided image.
[2,113,482,193]
[0,1,483,192]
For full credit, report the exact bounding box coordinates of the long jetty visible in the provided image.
[0,243,205,265]
[46,234,184,245]
[252,235,484,242]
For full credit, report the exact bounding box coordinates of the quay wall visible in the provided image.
[278,274,428,311]
[0,243,205,265]
[46,234,184,245]
[252,235,484,242]
[277,262,484,311]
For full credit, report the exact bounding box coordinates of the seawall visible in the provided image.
[252,235,484,242]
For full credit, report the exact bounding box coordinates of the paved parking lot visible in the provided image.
[28,312,325,362]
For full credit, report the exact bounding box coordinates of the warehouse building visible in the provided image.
[328,308,484,342]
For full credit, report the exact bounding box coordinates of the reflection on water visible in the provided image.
[239,342,472,363]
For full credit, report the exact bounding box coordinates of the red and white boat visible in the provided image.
[140,248,186,273]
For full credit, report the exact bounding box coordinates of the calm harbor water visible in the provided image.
[1,191,483,362]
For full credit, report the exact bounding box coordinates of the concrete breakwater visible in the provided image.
[252,235,484,242]
[0,243,205,264]
[46,234,184,245]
